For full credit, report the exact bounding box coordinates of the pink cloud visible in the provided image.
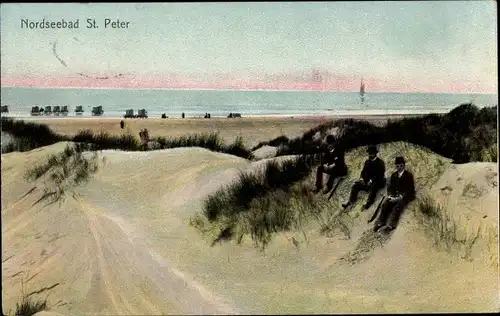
[0,74,496,93]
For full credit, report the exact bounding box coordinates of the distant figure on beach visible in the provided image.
[208,113,211,118]
[139,128,150,149]
[373,156,415,233]
[228,113,233,118]
[181,112,185,119]
[204,113,208,118]
[120,120,125,129]
[314,135,348,194]
[342,145,385,210]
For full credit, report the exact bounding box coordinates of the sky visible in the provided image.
[0,2,497,92]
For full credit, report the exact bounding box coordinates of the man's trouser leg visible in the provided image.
[325,166,340,191]
[315,165,325,190]
[366,181,383,207]
[349,180,367,203]
[386,200,408,228]
[375,199,396,228]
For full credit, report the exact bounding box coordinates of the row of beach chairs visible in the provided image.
[29,106,104,116]
[124,109,148,119]
[1,105,243,118]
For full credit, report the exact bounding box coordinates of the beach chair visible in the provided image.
[53,106,61,116]
[124,109,134,118]
[30,106,40,116]
[61,106,69,115]
[92,106,103,116]
[138,109,148,119]
[44,106,52,115]
[75,105,84,115]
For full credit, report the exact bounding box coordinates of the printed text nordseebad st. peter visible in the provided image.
[20,18,130,29]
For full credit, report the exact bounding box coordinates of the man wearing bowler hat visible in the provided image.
[313,135,348,194]
[374,156,416,233]
[342,144,386,210]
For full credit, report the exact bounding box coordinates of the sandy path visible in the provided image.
[82,202,242,315]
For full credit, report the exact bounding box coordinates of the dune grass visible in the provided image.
[192,141,451,249]
[151,133,252,159]
[1,117,253,159]
[202,155,316,223]
[14,297,48,316]
[1,117,69,154]
[25,143,99,204]
[414,194,481,259]
[73,129,139,151]
[273,103,497,164]
[7,275,50,316]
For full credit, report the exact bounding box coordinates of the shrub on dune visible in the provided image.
[2,118,253,159]
[15,297,48,316]
[1,117,68,152]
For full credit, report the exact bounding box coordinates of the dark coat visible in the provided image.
[322,145,346,171]
[360,157,385,184]
[387,169,416,202]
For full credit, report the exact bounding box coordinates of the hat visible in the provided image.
[395,156,405,165]
[367,145,378,154]
[325,134,335,144]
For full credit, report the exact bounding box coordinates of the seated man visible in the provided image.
[314,135,348,194]
[374,156,416,233]
[342,145,386,210]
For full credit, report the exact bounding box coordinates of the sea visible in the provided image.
[0,87,498,118]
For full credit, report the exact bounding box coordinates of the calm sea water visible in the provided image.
[0,87,497,118]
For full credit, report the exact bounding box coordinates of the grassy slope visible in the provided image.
[191,141,452,248]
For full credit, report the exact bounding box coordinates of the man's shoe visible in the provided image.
[373,224,383,232]
[362,203,371,210]
[380,225,395,233]
[342,202,350,209]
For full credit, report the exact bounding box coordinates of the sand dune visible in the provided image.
[2,143,499,314]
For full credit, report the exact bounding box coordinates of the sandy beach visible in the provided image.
[19,114,423,148]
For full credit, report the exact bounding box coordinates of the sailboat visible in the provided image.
[360,77,366,104]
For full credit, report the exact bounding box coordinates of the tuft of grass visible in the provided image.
[11,273,50,316]
[202,154,316,223]
[25,143,99,204]
[194,154,323,248]
[15,297,47,316]
[152,132,252,159]
[415,194,481,259]
[74,129,139,151]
